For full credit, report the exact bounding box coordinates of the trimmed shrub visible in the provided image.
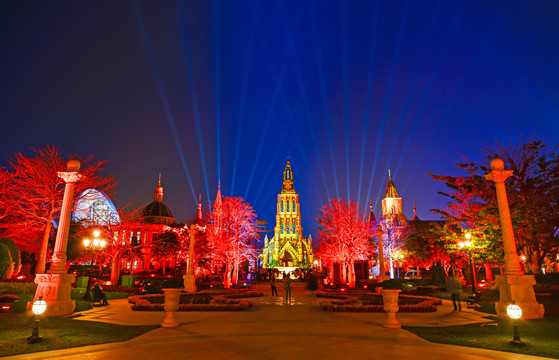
[0,243,13,280]
[0,238,19,275]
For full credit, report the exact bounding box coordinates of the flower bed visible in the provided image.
[130,291,263,311]
[318,291,441,313]
[0,294,18,302]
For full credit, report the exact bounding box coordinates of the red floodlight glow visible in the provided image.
[1,305,11,310]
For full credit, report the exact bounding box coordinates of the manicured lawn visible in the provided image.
[0,313,157,357]
[404,298,559,359]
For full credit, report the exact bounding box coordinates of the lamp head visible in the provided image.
[507,302,522,320]
[100,240,107,248]
[93,238,100,246]
[83,238,91,247]
[32,297,47,315]
[465,233,471,240]
[93,229,101,237]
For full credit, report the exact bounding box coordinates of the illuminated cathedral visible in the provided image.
[262,160,314,269]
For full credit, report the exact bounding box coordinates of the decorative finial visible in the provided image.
[389,169,391,180]
[158,173,161,186]
[413,199,417,216]
[198,194,201,203]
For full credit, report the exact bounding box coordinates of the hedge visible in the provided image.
[0,238,19,275]
[130,291,263,311]
[318,291,441,313]
[0,243,13,280]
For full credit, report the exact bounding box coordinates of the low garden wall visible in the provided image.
[317,291,442,312]
[129,291,263,311]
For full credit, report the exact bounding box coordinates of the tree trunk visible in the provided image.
[110,250,121,285]
[530,251,542,274]
[232,260,239,284]
[348,260,355,287]
[36,211,54,274]
[484,263,493,282]
[224,262,230,288]
[389,258,394,279]
[329,262,334,284]
[341,262,347,285]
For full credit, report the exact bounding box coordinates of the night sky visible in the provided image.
[1,1,558,240]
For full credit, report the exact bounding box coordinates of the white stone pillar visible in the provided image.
[485,158,544,319]
[32,160,83,316]
[376,226,389,283]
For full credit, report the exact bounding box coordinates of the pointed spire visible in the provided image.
[282,158,295,193]
[369,197,375,223]
[196,194,203,222]
[384,171,399,199]
[412,199,420,221]
[155,173,164,202]
[215,181,222,207]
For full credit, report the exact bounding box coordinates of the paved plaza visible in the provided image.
[2,283,550,360]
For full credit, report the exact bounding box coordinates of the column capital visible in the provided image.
[57,171,83,184]
[485,170,513,184]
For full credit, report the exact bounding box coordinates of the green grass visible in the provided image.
[404,317,559,359]
[0,314,157,357]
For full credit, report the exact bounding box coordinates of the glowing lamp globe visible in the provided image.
[93,229,101,237]
[507,303,522,320]
[83,238,91,247]
[465,233,472,240]
[100,240,107,248]
[93,238,100,246]
[32,298,47,315]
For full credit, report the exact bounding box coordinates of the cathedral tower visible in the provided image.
[381,170,407,221]
[262,160,313,268]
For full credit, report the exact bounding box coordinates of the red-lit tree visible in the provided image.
[316,199,374,287]
[206,196,261,288]
[1,145,115,274]
[430,139,558,274]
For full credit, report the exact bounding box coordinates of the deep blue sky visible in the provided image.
[1,1,558,239]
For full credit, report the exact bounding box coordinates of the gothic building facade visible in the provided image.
[262,160,314,268]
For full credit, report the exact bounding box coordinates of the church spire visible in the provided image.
[412,199,420,221]
[368,197,375,223]
[154,173,164,202]
[281,158,295,193]
[196,194,203,222]
[384,170,399,198]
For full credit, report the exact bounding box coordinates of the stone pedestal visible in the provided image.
[183,274,197,293]
[495,274,545,319]
[29,273,75,316]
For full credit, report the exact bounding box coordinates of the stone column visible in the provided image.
[376,226,389,283]
[32,160,83,316]
[183,224,197,293]
[485,158,544,319]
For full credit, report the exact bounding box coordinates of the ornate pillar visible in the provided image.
[33,160,82,316]
[183,224,197,292]
[376,225,389,283]
[485,158,544,318]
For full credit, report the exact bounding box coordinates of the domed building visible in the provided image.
[117,175,177,274]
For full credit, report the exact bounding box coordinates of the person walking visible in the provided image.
[270,274,278,296]
[285,273,292,304]
[308,273,318,299]
[446,273,462,311]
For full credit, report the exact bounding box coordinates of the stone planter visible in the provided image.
[380,289,401,329]
[161,288,182,328]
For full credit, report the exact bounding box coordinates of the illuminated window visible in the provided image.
[292,223,295,234]
[287,170,290,179]
[287,200,290,213]
[292,201,295,212]
[281,223,284,234]
[281,201,284,213]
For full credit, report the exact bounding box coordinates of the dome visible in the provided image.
[73,188,120,226]
[141,201,175,224]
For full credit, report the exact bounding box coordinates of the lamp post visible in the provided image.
[507,302,525,347]
[28,296,47,343]
[458,233,476,294]
[83,229,107,270]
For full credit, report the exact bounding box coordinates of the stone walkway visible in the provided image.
[2,283,551,360]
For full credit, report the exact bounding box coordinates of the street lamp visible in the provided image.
[28,296,47,343]
[83,229,107,268]
[395,251,405,278]
[507,302,525,346]
[458,233,476,294]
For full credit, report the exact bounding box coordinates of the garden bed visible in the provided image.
[317,291,442,312]
[129,291,263,311]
